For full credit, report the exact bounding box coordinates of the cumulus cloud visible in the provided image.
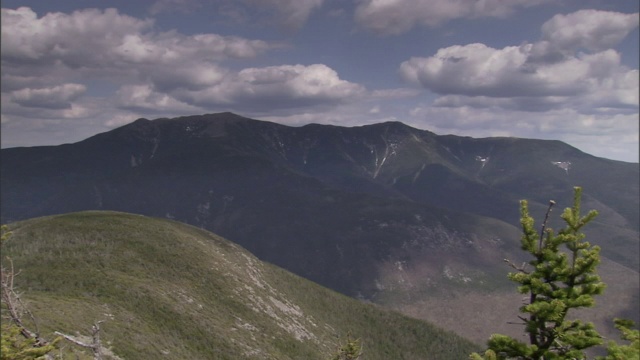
[148,63,228,92]
[0,7,271,70]
[400,44,558,97]
[10,83,87,109]
[1,93,96,121]
[529,10,640,63]
[355,0,549,35]
[0,6,270,116]
[2,6,354,119]
[400,44,638,109]
[172,64,366,110]
[540,10,639,53]
[115,85,203,113]
[399,10,639,113]
[1,7,153,66]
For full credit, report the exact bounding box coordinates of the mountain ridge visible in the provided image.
[2,112,638,344]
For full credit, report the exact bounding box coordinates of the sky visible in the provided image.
[1,0,638,162]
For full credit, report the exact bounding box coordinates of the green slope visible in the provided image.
[2,211,479,359]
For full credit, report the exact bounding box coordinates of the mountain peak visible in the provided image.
[108,112,257,142]
[171,112,251,122]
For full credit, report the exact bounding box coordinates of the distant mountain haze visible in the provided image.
[2,112,638,344]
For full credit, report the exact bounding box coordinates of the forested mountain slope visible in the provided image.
[2,112,637,343]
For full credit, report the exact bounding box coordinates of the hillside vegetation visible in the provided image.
[2,211,478,359]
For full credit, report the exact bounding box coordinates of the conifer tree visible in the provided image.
[330,332,363,360]
[470,187,624,359]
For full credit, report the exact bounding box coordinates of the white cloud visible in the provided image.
[1,7,153,65]
[528,10,640,63]
[0,6,277,120]
[171,64,366,110]
[1,92,97,121]
[540,10,639,53]
[401,44,541,97]
[0,7,271,71]
[115,84,203,113]
[400,43,616,98]
[149,63,229,92]
[10,83,87,109]
[1,6,369,121]
[355,0,549,35]
[399,10,639,112]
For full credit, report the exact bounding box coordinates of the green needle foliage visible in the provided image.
[471,187,611,360]
[330,333,363,360]
[1,324,59,360]
[598,318,639,360]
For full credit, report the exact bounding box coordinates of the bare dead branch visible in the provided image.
[1,255,47,347]
[54,321,105,360]
[53,332,93,349]
[503,259,529,274]
[538,200,556,251]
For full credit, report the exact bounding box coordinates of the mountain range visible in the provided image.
[1,112,638,344]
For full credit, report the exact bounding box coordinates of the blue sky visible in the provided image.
[1,0,638,162]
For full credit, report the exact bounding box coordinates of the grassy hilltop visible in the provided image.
[2,211,478,359]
